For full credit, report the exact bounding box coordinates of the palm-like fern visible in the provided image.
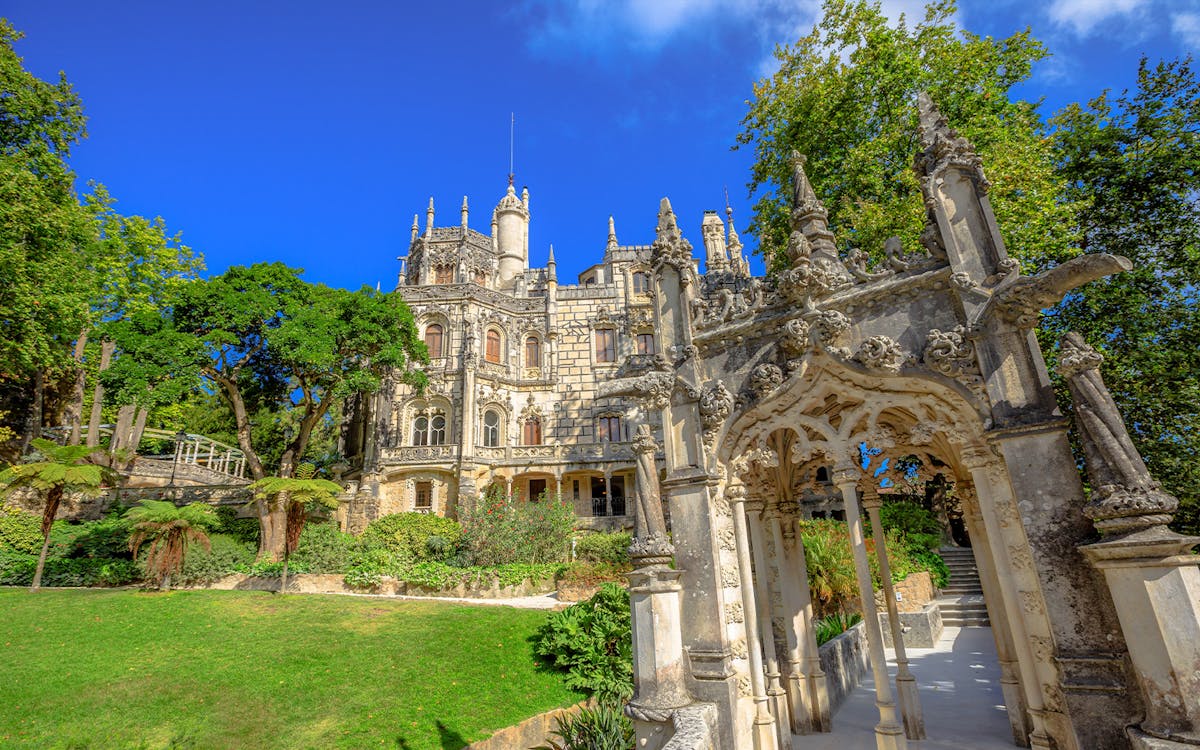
[126,500,217,590]
[0,438,115,590]
[248,463,342,592]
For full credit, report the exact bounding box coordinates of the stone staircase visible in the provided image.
[937,547,990,626]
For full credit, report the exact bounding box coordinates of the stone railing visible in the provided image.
[470,441,636,464]
[380,445,460,464]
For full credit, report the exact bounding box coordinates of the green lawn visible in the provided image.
[0,588,582,749]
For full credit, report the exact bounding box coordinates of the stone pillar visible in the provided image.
[604,472,613,518]
[788,514,832,732]
[961,490,1031,747]
[748,503,792,747]
[728,478,780,750]
[833,468,906,750]
[770,508,814,734]
[627,558,692,750]
[863,488,925,741]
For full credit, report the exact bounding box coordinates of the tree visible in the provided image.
[247,463,342,592]
[126,499,216,590]
[0,438,114,590]
[105,262,427,559]
[737,0,1078,270]
[1045,57,1200,534]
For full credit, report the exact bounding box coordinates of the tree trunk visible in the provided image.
[130,406,149,453]
[257,501,288,562]
[66,329,90,445]
[31,486,62,591]
[19,370,45,455]
[31,530,52,591]
[280,550,289,595]
[159,572,170,591]
[86,340,114,447]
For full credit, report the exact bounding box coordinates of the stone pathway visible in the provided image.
[797,626,1016,749]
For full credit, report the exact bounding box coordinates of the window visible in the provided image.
[632,271,650,294]
[636,332,655,355]
[595,328,616,363]
[597,415,621,442]
[522,418,542,446]
[474,271,487,285]
[424,324,444,358]
[583,275,596,286]
[573,480,580,501]
[430,414,446,445]
[528,478,546,502]
[412,416,429,446]
[485,329,502,363]
[434,266,453,284]
[525,336,540,368]
[483,410,500,447]
[414,481,432,510]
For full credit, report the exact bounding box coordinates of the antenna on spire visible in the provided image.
[724,185,731,212]
[509,113,515,185]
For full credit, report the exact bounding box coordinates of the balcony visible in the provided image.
[380,445,460,464]
[470,441,634,464]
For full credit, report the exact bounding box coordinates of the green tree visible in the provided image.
[103,262,427,560]
[1045,57,1200,534]
[126,499,216,590]
[247,463,342,592]
[737,0,1077,270]
[0,438,114,590]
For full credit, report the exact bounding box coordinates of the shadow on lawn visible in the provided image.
[395,719,470,750]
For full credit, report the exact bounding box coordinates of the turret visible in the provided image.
[494,176,530,284]
[461,196,469,231]
[425,197,435,238]
[726,205,747,276]
[607,215,619,255]
[701,210,729,272]
[410,214,419,245]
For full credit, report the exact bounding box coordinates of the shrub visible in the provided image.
[0,553,139,587]
[573,532,630,565]
[178,533,256,586]
[344,565,382,589]
[534,582,633,703]
[880,501,943,538]
[212,506,260,545]
[291,522,355,573]
[814,612,863,646]
[363,513,461,563]
[534,703,634,750]
[60,513,132,559]
[558,561,629,587]
[459,489,574,565]
[0,504,41,554]
[799,520,858,618]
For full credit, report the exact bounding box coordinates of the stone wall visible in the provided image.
[465,700,592,750]
[818,621,869,712]
[873,571,935,613]
[192,572,557,599]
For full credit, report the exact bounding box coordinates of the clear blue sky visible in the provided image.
[5,0,1197,289]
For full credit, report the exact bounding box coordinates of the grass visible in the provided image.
[0,588,583,749]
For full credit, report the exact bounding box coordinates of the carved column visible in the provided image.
[862,487,925,740]
[749,500,792,746]
[604,472,613,518]
[787,512,832,732]
[770,503,818,734]
[728,477,780,750]
[833,466,906,750]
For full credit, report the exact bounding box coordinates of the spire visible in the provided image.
[547,244,557,282]
[790,150,822,214]
[656,198,680,243]
[461,195,469,229]
[410,214,419,244]
[788,150,839,262]
[607,215,619,253]
[425,197,435,237]
[725,204,741,252]
[914,91,988,191]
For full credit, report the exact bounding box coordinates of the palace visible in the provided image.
[338,176,766,529]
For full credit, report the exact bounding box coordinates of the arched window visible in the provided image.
[595,328,616,363]
[636,331,655,355]
[525,336,540,368]
[424,324,444,358]
[632,271,650,294]
[483,410,500,447]
[597,415,622,442]
[485,329,502,363]
[412,415,429,446]
[430,414,446,445]
[523,418,542,446]
[434,266,453,284]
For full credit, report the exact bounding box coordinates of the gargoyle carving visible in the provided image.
[989,254,1132,328]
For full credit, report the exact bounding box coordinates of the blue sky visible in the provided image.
[5,0,1197,290]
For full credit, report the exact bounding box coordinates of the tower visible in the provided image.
[494,176,530,285]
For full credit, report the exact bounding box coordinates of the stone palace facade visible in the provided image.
[337,177,804,529]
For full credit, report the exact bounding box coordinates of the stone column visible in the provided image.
[789,513,832,732]
[770,506,815,734]
[728,477,780,750]
[749,502,792,747]
[863,488,925,741]
[963,455,1055,750]
[604,472,613,518]
[833,467,906,750]
[961,489,1031,746]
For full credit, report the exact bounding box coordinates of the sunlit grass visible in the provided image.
[0,589,581,749]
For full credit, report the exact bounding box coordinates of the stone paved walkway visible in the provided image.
[798,626,1016,749]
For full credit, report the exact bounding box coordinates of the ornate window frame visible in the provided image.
[485,327,504,364]
[595,411,624,443]
[407,397,452,446]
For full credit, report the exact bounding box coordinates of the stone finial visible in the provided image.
[914,92,988,192]
[425,197,435,236]
[461,196,469,228]
[410,214,419,244]
[790,150,821,213]
[1059,332,1179,534]
[656,198,680,242]
[651,197,694,273]
[607,214,619,253]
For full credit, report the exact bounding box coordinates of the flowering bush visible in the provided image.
[458,487,574,565]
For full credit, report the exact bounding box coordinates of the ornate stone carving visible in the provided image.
[780,317,812,359]
[1059,332,1179,534]
[950,271,978,291]
[699,381,733,447]
[629,424,673,563]
[725,601,744,624]
[991,253,1132,329]
[915,92,989,194]
[854,335,905,373]
[922,326,978,378]
[749,363,784,398]
[811,310,851,351]
[720,564,740,587]
[651,198,695,276]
